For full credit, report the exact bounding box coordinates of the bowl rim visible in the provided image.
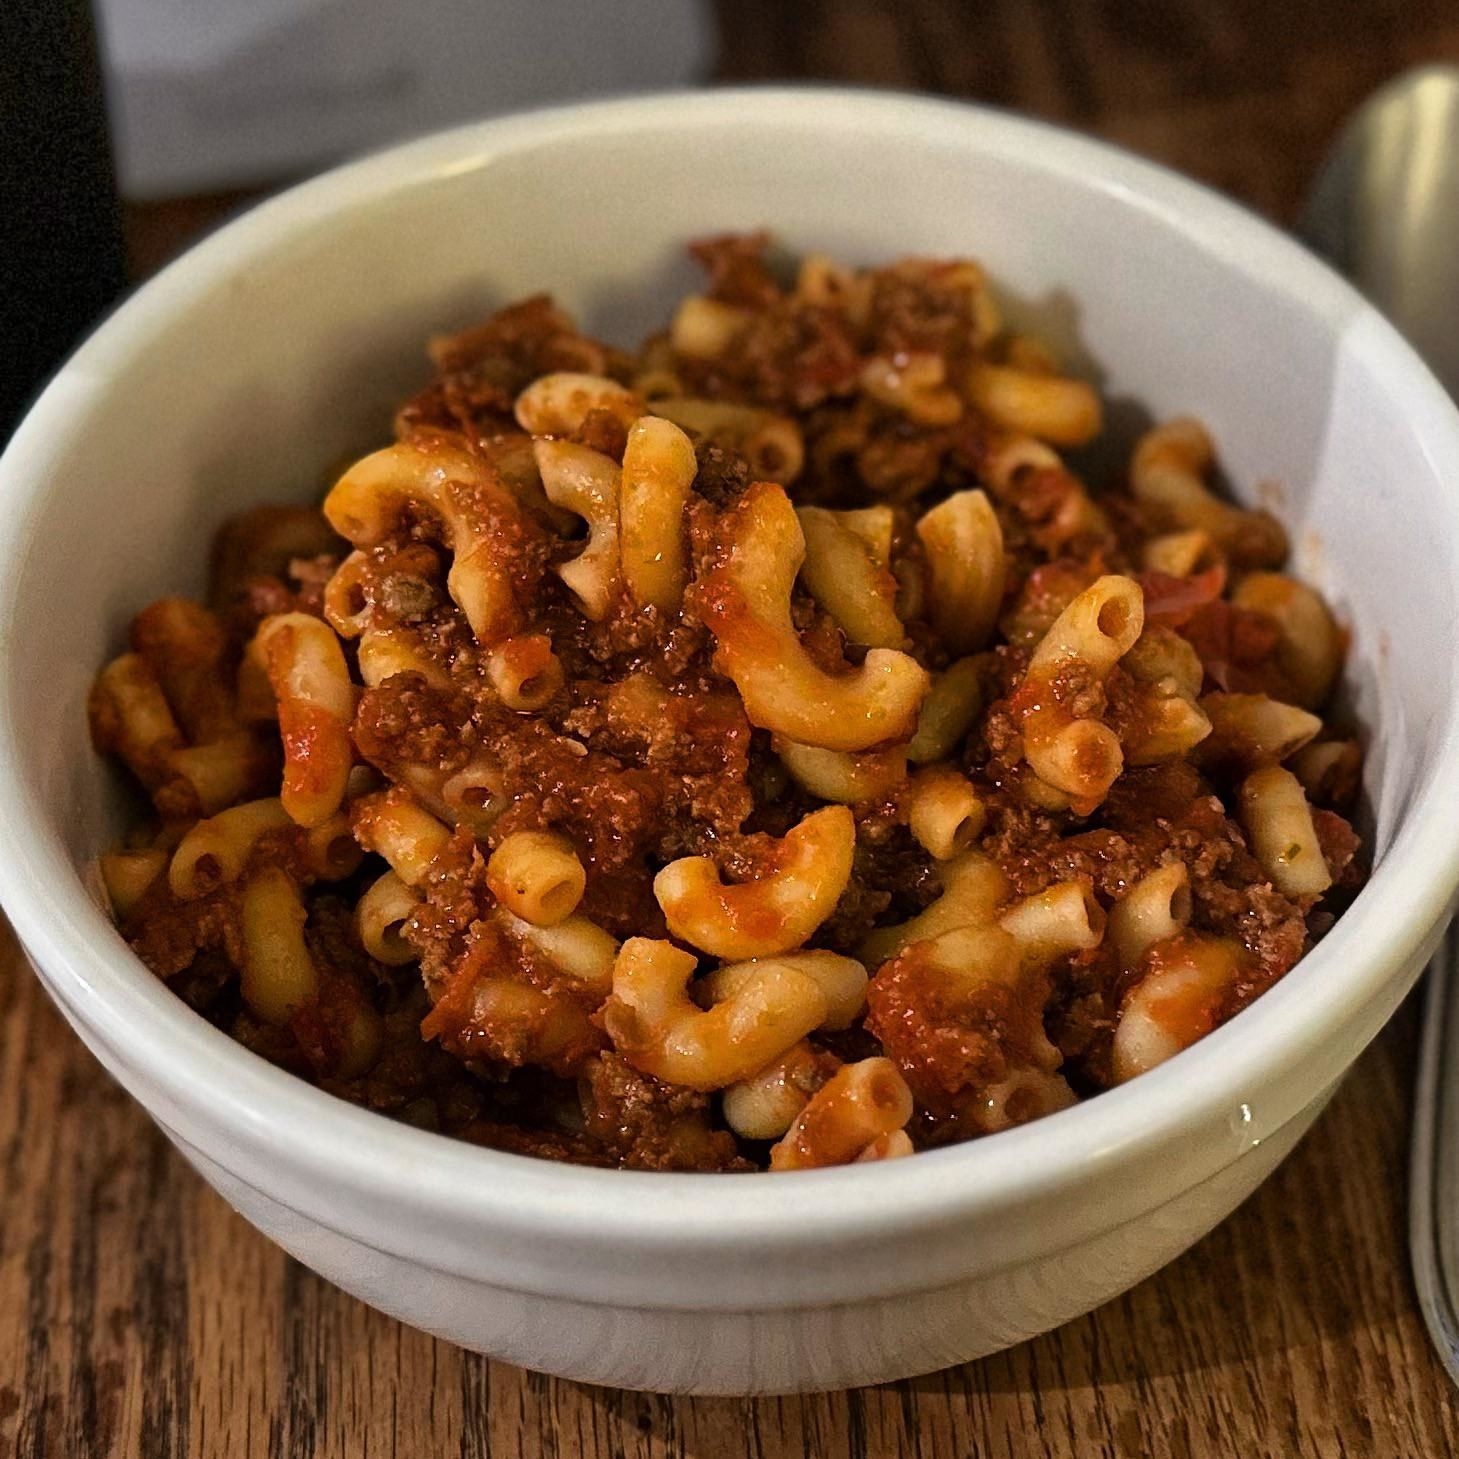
[3,84,1459,1263]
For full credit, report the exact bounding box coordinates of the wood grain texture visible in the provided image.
[10,2,1459,1454]
[4,917,1457,1457]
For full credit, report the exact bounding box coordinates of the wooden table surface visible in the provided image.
[8,3,1459,1455]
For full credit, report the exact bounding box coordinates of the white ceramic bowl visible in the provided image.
[4,89,1459,1396]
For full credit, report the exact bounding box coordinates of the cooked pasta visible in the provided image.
[915,489,1006,654]
[1130,419,1287,566]
[697,481,929,750]
[513,371,645,438]
[486,634,565,712]
[498,911,619,997]
[238,865,319,1024]
[322,438,531,645]
[1238,766,1333,900]
[1111,934,1246,1083]
[861,353,964,427]
[350,789,452,886]
[130,597,239,743]
[355,869,421,965]
[965,361,1102,446]
[99,849,168,919]
[907,765,986,860]
[355,625,451,691]
[89,653,185,790]
[772,738,909,805]
[168,798,294,899]
[619,415,698,612]
[91,234,1364,1172]
[998,880,1106,964]
[534,439,623,620]
[859,853,1010,966]
[252,612,356,828]
[769,1057,915,1170]
[486,830,587,927]
[697,950,869,1031]
[650,397,805,483]
[907,657,987,764]
[796,505,904,649]
[1012,574,1144,809]
[1108,863,1193,968]
[602,939,830,1091]
[654,806,855,959]
[721,1040,835,1141]
[1230,571,1343,710]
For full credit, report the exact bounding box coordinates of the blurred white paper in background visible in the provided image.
[96,0,713,198]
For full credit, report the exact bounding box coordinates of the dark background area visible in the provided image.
[1,0,125,426]
[12,0,1459,422]
[121,0,1459,273]
[713,0,1457,221]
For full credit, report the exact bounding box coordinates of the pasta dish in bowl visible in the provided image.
[91,235,1364,1174]
[4,88,1456,1390]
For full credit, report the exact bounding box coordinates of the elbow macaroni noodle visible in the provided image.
[772,737,909,805]
[770,1057,915,1171]
[351,789,452,886]
[100,849,168,919]
[1198,693,1323,770]
[1112,934,1246,1083]
[669,294,751,359]
[1014,574,1144,807]
[356,869,422,966]
[323,440,530,645]
[169,798,294,899]
[907,765,986,861]
[697,950,869,1031]
[487,633,565,711]
[1230,572,1342,710]
[915,489,1006,655]
[651,396,805,483]
[1238,766,1333,900]
[513,371,645,438]
[239,865,319,1025]
[1108,863,1193,968]
[859,853,1010,966]
[654,806,855,959]
[602,939,832,1091]
[131,597,239,744]
[253,612,356,828]
[620,415,698,612]
[966,361,1102,447]
[721,1040,835,1141]
[486,831,587,927]
[698,482,930,751]
[498,911,619,998]
[1130,419,1287,566]
[998,881,1106,966]
[534,439,624,621]
[796,505,905,649]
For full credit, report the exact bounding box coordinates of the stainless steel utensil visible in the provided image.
[1299,62,1459,1388]
[1303,67,1459,396]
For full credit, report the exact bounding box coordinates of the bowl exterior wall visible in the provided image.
[27,933,1336,1392]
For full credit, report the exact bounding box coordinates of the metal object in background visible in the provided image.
[1302,65,1459,396]
[1300,63,1459,1390]
[0,1,127,434]
[1412,925,1459,1390]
